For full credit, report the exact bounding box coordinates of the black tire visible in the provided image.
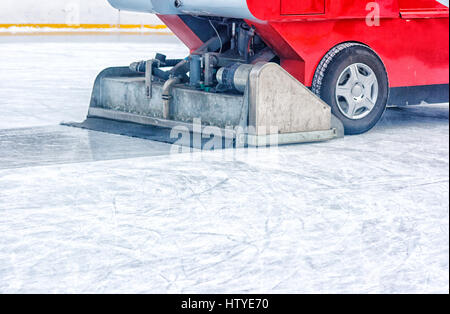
[312,43,389,135]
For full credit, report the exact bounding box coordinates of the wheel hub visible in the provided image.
[351,83,364,98]
[335,63,379,120]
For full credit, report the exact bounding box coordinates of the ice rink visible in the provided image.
[0,35,448,293]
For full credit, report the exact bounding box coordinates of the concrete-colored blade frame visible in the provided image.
[86,62,343,147]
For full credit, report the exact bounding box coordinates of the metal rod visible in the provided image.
[162,77,181,119]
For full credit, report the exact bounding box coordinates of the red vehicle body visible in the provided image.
[159,0,449,105]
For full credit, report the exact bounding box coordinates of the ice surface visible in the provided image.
[0,125,179,169]
[0,36,448,294]
[436,0,449,8]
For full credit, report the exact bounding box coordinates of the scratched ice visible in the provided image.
[0,35,448,293]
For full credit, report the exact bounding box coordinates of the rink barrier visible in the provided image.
[0,23,167,29]
[0,23,170,35]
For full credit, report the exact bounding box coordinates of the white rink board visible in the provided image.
[0,0,162,25]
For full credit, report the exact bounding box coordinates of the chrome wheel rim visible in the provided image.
[335,63,379,120]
